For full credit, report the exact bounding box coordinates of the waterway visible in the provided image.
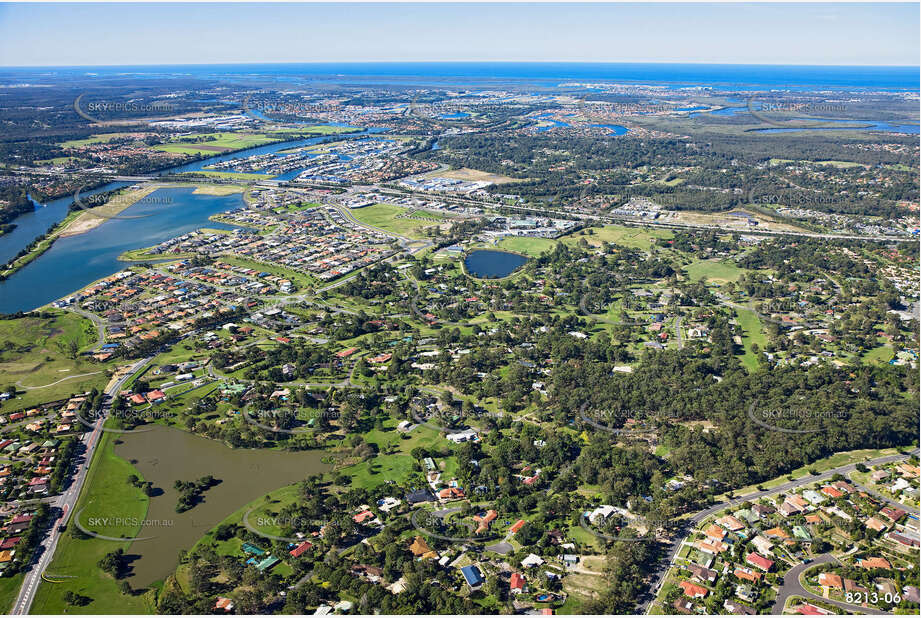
[0,187,243,314]
[112,424,331,586]
[0,127,386,314]
[464,249,528,278]
[0,182,130,266]
[689,105,919,133]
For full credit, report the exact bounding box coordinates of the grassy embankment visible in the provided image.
[30,431,155,614]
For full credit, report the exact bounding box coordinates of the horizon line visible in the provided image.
[2,60,920,69]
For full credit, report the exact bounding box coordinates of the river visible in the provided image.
[0,127,386,314]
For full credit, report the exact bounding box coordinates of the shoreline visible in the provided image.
[59,183,246,238]
[0,211,80,280]
[58,185,164,238]
[0,182,245,285]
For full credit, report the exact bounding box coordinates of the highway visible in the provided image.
[638,449,919,614]
[11,356,153,615]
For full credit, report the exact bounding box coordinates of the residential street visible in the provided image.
[639,449,919,613]
[770,553,893,615]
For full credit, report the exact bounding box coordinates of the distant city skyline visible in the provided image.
[0,2,918,67]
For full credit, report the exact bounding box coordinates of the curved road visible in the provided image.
[771,554,893,615]
[639,449,919,614]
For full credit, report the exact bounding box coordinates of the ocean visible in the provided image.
[1,62,918,91]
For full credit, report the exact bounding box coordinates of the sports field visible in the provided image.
[497,236,558,257]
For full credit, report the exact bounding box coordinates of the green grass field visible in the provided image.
[341,453,416,489]
[348,204,440,239]
[684,259,743,284]
[497,236,558,257]
[153,132,281,156]
[735,308,766,371]
[863,343,894,364]
[60,133,142,148]
[0,311,115,411]
[0,573,25,613]
[406,209,448,220]
[30,432,156,614]
[562,224,673,250]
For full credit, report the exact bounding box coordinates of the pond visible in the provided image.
[464,249,528,278]
[112,425,330,586]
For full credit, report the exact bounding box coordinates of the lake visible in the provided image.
[112,424,331,586]
[464,249,528,278]
[0,182,130,266]
[591,123,629,136]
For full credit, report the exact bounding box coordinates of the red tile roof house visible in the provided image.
[880,507,906,523]
[473,510,497,534]
[289,541,313,558]
[796,603,833,615]
[679,581,708,599]
[746,552,774,572]
[438,487,465,501]
[28,477,49,494]
[509,519,526,535]
[818,572,843,589]
[510,572,526,594]
[7,514,33,531]
[0,536,21,551]
[733,568,762,583]
[352,510,376,524]
[858,557,891,570]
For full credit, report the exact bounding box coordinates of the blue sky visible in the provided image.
[0,2,918,66]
